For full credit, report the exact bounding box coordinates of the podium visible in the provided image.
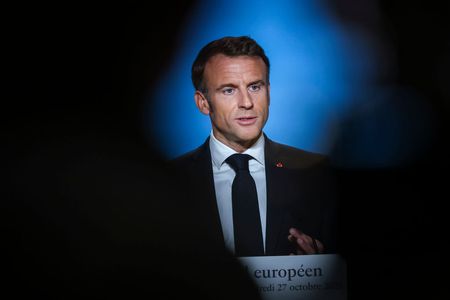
[239,254,347,300]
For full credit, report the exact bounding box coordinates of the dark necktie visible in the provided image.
[226,153,264,256]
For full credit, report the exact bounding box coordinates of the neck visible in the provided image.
[212,130,262,153]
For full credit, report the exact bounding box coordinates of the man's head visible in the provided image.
[192,36,271,152]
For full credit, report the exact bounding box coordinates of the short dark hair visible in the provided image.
[191,36,270,92]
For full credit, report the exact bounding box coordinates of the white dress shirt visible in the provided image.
[209,131,267,254]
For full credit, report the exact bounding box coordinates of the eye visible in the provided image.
[248,83,262,92]
[222,87,235,95]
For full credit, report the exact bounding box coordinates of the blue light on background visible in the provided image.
[145,0,378,160]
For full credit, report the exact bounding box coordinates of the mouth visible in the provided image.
[236,116,257,126]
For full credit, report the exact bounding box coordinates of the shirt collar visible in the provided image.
[209,131,265,169]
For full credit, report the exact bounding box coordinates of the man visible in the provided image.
[172,36,337,257]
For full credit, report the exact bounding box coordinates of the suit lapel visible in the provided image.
[264,137,292,255]
[190,139,225,248]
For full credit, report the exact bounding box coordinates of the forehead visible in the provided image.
[204,54,267,85]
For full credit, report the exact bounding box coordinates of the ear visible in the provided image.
[194,91,211,115]
[267,83,271,106]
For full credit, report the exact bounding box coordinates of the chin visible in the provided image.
[237,130,261,144]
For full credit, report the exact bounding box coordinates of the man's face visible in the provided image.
[195,54,270,152]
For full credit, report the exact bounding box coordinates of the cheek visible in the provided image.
[258,101,269,114]
[215,103,234,118]
[211,105,233,125]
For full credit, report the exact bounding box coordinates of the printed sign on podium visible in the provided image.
[239,254,347,300]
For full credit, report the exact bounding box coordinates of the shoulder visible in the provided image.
[170,137,210,168]
[265,137,330,169]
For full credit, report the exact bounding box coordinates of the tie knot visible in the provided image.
[226,153,252,172]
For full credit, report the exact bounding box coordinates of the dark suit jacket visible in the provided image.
[171,134,338,256]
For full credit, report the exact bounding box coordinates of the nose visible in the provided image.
[238,90,254,109]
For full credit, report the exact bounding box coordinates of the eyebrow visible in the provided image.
[214,80,266,92]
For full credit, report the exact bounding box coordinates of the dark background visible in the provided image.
[327,1,450,299]
[4,1,449,299]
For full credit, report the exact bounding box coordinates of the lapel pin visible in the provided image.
[276,162,283,168]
